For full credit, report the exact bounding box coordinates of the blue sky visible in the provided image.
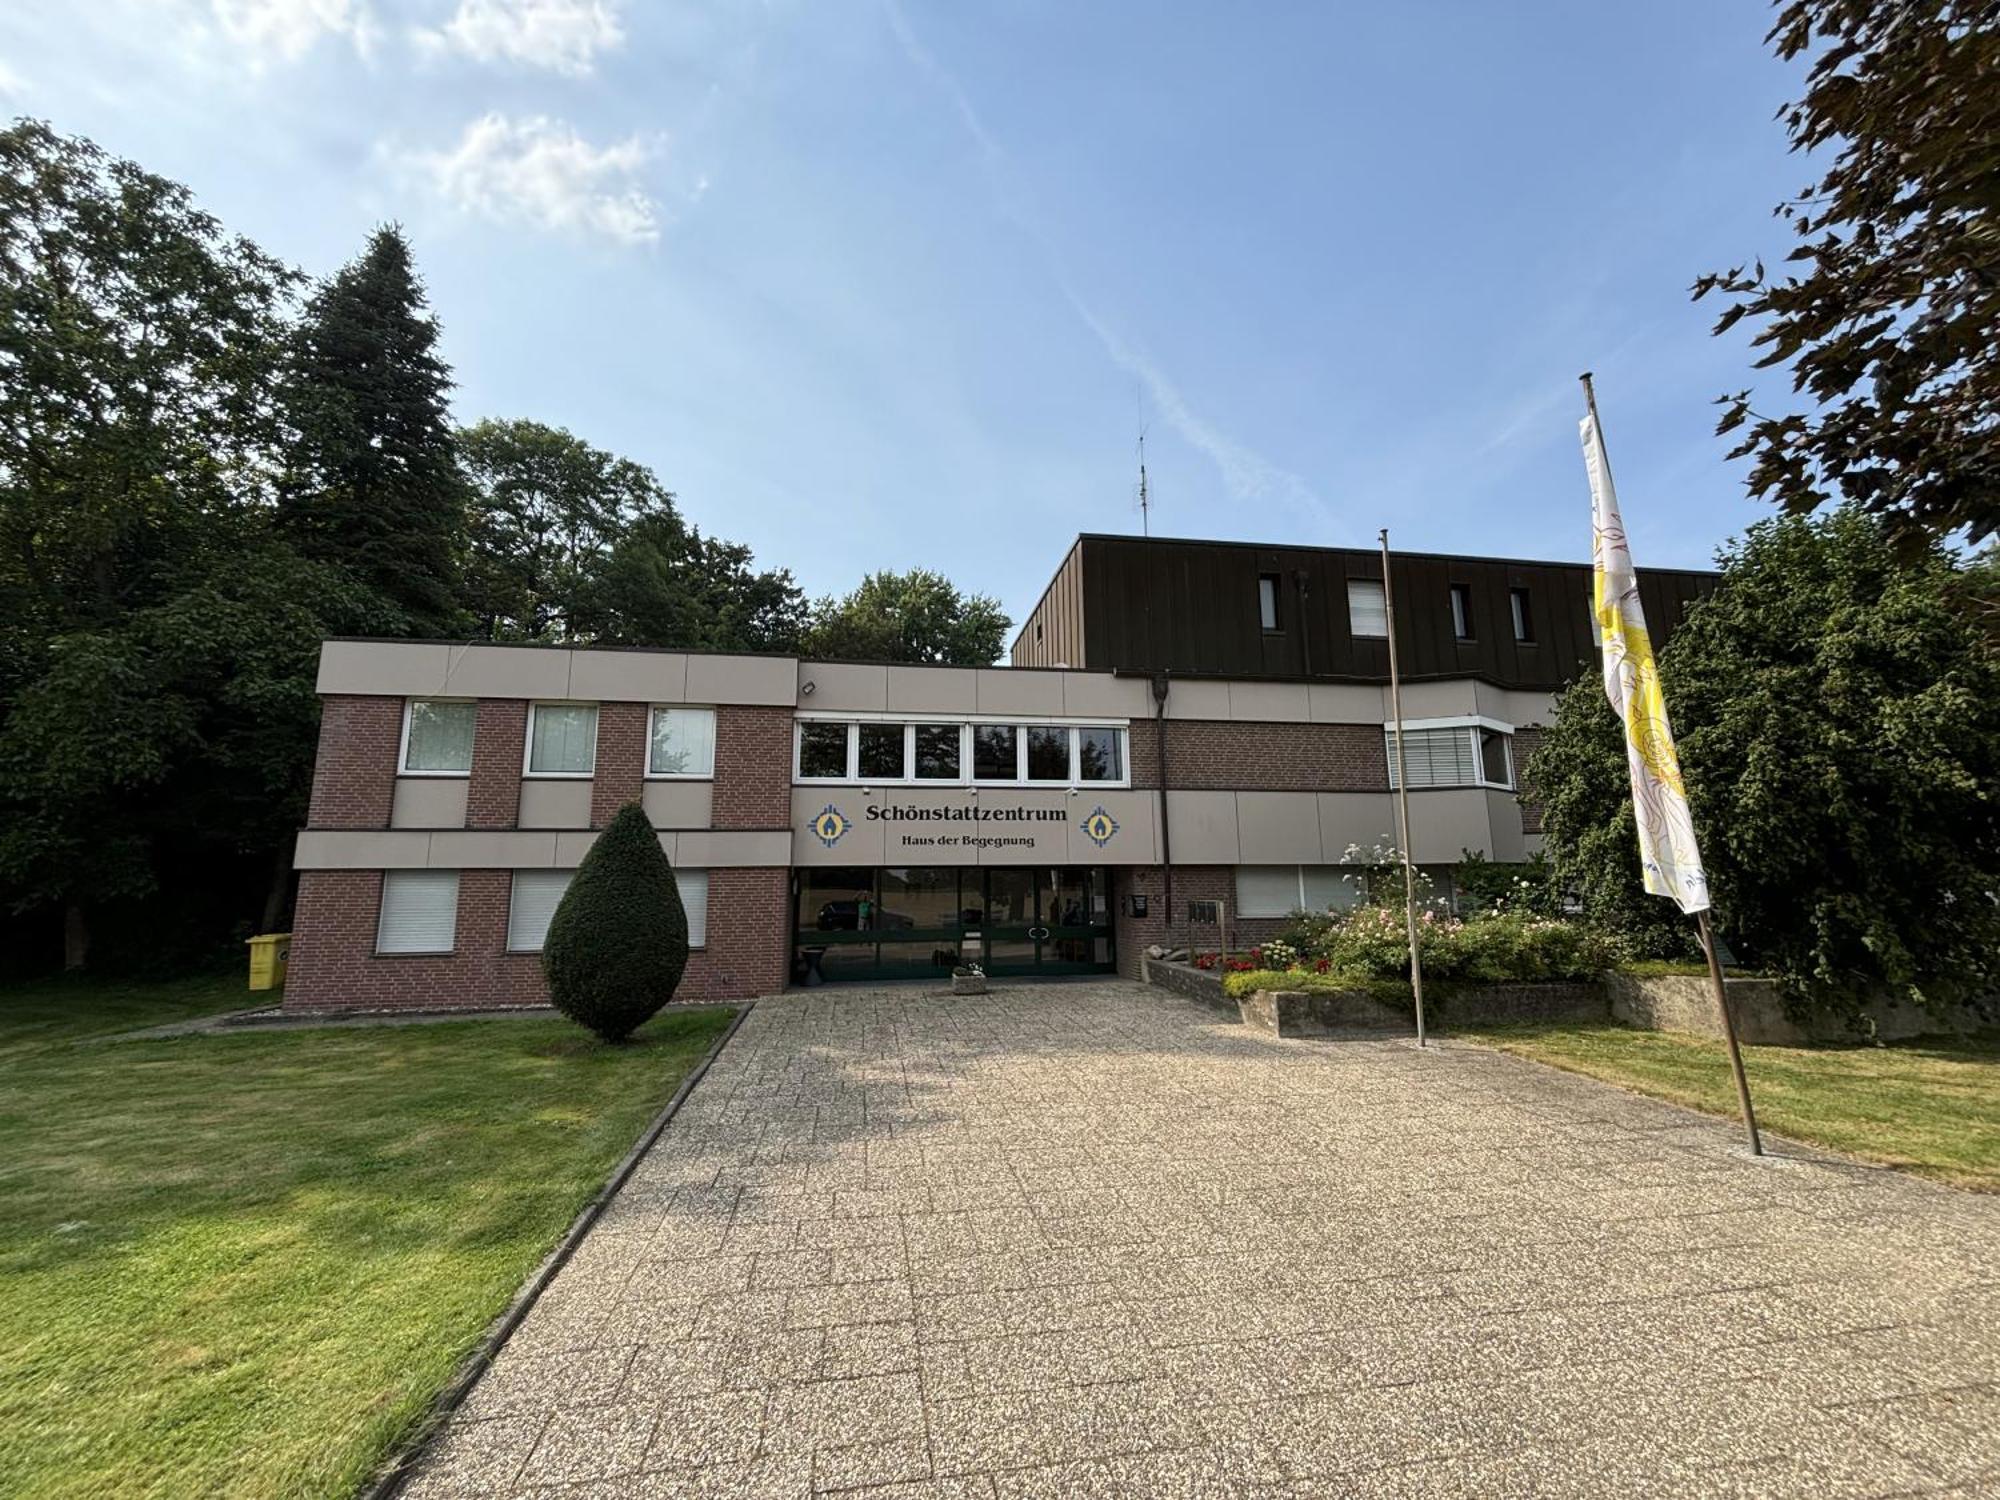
[2,2,1807,626]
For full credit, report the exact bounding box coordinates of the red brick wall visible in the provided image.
[1109,865,1291,980]
[714,707,792,829]
[307,697,401,829]
[591,702,647,827]
[1513,725,1546,835]
[467,700,528,829]
[283,864,791,1012]
[1129,719,1388,792]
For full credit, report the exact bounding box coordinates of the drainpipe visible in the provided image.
[1151,671,1173,947]
[1295,569,1314,677]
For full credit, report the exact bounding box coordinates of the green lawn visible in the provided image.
[1455,1020,2000,1192]
[0,975,736,1500]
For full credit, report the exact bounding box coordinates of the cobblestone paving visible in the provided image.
[403,983,2000,1498]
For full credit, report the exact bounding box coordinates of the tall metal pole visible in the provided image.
[1379,529,1427,1047]
[1581,372,1761,1157]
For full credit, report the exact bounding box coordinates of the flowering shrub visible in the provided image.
[1316,907,1621,983]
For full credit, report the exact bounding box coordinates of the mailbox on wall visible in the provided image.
[1125,893,1148,918]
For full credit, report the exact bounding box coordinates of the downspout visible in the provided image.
[1151,671,1173,945]
[1295,569,1314,677]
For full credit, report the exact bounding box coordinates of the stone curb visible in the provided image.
[358,999,757,1500]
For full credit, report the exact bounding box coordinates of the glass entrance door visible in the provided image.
[977,867,1112,976]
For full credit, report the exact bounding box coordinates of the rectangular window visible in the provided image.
[1079,726,1124,782]
[676,869,709,949]
[1385,724,1514,789]
[376,870,458,954]
[526,703,597,776]
[913,724,961,780]
[857,723,906,780]
[1449,584,1474,641]
[1238,866,1365,918]
[797,721,850,779]
[1510,587,1535,642]
[1024,725,1071,781]
[1258,573,1281,631]
[972,724,1018,781]
[403,700,476,775]
[507,869,571,952]
[1348,579,1388,638]
[648,707,716,778]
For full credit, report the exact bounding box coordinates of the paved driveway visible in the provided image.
[405,982,2000,1498]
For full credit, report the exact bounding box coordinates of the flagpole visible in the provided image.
[1580,372,1762,1156]
[1379,528,1427,1047]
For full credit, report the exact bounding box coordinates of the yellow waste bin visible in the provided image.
[247,933,291,991]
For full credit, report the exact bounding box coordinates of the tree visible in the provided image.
[580,511,808,652]
[1531,508,2000,1018]
[279,226,467,634]
[804,569,1011,665]
[1695,0,2000,546]
[461,418,656,641]
[0,121,309,967]
[541,804,690,1041]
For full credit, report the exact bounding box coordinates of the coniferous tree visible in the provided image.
[279,226,467,634]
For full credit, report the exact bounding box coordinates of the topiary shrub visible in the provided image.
[543,803,689,1042]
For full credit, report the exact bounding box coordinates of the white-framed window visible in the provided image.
[1236,866,1367,918]
[507,867,708,951]
[525,702,598,777]
[648,706,716,779]
[376,870,459,954]
[1348,579,1388,638]
[1383,716,1515,790]
[792,715,1130,788]
[401,699,476,776]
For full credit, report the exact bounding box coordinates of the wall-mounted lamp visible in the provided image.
[800,680,816,696]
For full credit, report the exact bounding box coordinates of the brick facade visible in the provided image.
[590,702,647,827]
[1129,719,1388,792]
[466,700,528,829]
[1512,725,1547,835]
[713,707,793,829]
[1110,865,1291,981]
[307,696,401,829]
[283,865,790,1012]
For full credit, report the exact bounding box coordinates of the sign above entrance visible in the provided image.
[790,787,1157,866]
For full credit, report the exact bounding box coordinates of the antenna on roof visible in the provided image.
[1136,428,1150,538]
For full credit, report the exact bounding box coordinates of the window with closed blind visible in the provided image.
[1384,719,1514,790]
[507,867,710,951]
[1236,866,1367,918]
[402,700,475,775]
[525,703,598,776]
[1347,579,1388,638]
[376,870,459,954]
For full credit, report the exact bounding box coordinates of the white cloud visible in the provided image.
[416,0,623,76]
[209,0,378,65]
[0,57,23,98]
[404,113,661,246]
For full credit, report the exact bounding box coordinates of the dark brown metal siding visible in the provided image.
[1072,536,1715,690]
[1011,539,1088,668]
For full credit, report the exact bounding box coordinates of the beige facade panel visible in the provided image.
[1402,788,1503,863]
[973,668,1065,718]
[641,780,714,829]
[1483,788,1531,862]
[518,779,592,829]
[1317,792,1400,861]
[293,829,434,869]
[1234,791,1324,863]
[676,830,793,868]
[439,644,572,700]
[887,665,977,715]
[1165,790,1240,864]
[389,777,469,829]
[1307,682,1383,724]
[1163,679,1232,720]
[427,829,562,868]
[789,786,1157,867]
[317,640,453,697]
[555,830,601,866]
[569,648,688,703]
[1062,791,1158,865]
[1391,679,1483,722]
[798,662,888,713]
[1227,681,1312,723]
[1059,671,1152,719]
[687,651,796,706]
[1482,685,1558,729]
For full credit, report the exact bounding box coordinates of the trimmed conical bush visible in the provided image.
[543,803,690,1041]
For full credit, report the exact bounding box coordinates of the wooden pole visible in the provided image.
[1379,528,1427,1047]
[1697,910,1763,1155]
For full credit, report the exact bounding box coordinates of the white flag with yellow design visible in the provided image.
[1580,408,1710,914]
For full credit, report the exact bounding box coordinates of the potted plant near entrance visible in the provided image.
[951,962,987,996]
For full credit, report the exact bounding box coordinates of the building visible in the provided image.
[281,537,1715,1012]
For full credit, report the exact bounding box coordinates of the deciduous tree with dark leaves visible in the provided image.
[1695,0,2000,546]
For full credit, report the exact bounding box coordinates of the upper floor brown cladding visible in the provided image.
[1012,534,1716,691]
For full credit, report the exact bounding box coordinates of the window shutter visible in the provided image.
[1347,580,1388,637]
[1387,727,1478,788]
[508,870,573,951]
[1300,866,1363,913]
[676,869,709,948]
[1236,866,1303,918]
[377,871,459,953]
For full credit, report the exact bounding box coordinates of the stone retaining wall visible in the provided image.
[1608,971,1992,1046]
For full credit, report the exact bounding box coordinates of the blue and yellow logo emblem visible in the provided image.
[1079,805,1119,848]
[810,804,850,847]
